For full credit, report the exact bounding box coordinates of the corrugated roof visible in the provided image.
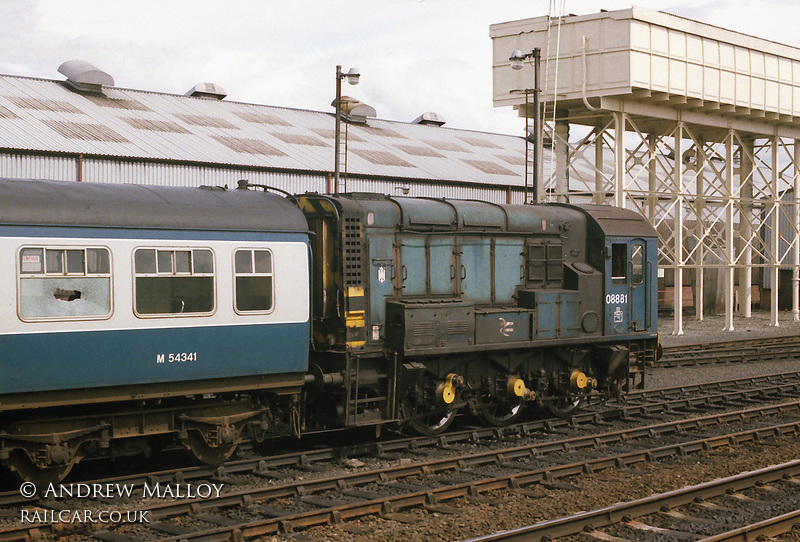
[0,73,541,186]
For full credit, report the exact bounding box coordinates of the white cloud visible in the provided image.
[1,0,797,136]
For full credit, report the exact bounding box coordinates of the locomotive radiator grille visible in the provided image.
[447,321,468,334]
[343,216,363,287]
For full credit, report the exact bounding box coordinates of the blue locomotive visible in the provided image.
[0,179,658,483]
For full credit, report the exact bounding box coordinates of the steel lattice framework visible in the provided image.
[492,8,800,335]
[534,109,800,334]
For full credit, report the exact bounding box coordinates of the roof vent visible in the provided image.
[332,96,376,124]
[412,112,446,126]
[58,60,114,94]
[186,82,227,100]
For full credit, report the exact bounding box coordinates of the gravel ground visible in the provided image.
[658,309,800,347]
[650,310,800,389]
[281,437,800,542]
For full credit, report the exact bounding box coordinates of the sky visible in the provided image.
[1,0,798,137]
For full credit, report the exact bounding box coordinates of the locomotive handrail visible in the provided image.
[646,259,653,329]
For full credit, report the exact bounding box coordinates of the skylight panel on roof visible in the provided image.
[352,149,413,167]
[7,97,83,113]
[173,114,238,129]
[498,155,526,166]
[83,95,152,111]
[0,105,19,119]
[232,111,291,126]
[212,136,286,156]
[43,120,130,143]
[395,145,444,158]
[270,133,328,147]
[356,125,405,138]
[457,136,504,149]
[461,159,515,176]
[309,128,366,143]
[122,118,191,134]
[424,140,469,153]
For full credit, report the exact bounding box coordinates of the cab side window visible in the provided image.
[134,248,215,316]
[234,249,273,313]
[19,246,112,320]
[611,243,627,285]
[631,243,644,284]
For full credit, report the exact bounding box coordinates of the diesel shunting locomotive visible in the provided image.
[0,179,659,483]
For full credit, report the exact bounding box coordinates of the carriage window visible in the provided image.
[18,246,112,320]
[631,244,644,284]
[611,243,627,285]
[234,249,273,313]
[134,248,215,316]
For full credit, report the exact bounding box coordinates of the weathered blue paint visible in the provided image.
[494,239,524,304]
[460,238,492,304]
[400,236,426,296]
[429,236,456,296]
[0,321,309,395]
[604,236,659,336]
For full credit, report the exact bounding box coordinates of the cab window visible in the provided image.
[611,243,627,285]
[18,246,112,320]
[134,248,215,316]
[631,244,644,284]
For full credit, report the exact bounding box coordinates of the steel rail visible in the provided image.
[3,377,800,540]
[4,401,800,540]
[0,369,794,511]
[462,460,800,542]
[149,416,800,541]
[697,509,800,541]
[7,400,792,542]
[661,334,800,354]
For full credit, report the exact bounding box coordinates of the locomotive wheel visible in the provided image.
[185,432,236,465]
[7,450,75,485]
[545,395,585,418]
[476,395,525,427]
[408,406,456,436]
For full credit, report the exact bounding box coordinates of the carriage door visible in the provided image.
[605,239,647,334]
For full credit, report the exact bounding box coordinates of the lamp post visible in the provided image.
[334,65,360,195]
[509,48,541,203]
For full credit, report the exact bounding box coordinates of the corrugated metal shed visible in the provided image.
[0,72,531,190]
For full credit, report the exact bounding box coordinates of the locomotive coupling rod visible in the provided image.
[437,373,463,405]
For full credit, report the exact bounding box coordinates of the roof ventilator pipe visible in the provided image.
[186,82,227,100]
[332,97,377,125]
[57,60,113,94]
[412,112,446,126]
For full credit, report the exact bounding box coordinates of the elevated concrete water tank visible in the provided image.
[491,7,800,136]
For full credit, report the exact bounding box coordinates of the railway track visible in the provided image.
[467,459,800,542]
[656,334,800,367]
[0,369,797,508]
[4,372,800,541]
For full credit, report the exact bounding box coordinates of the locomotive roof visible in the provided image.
[573,204,659,238]
[0,178,308,232]
[311,193,588,234]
